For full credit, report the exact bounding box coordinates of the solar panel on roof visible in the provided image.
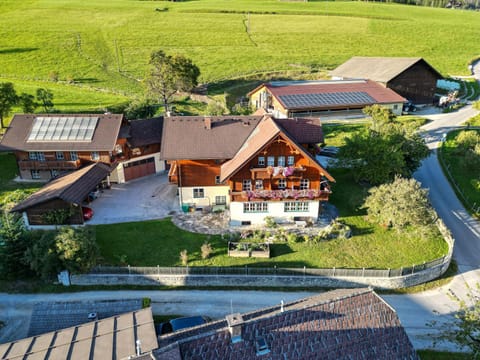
[27,117,99,142]
[279,91,375,109]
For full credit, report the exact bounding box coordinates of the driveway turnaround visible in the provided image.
[87,173,179,224]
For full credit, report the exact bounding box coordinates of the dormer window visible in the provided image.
[258,156,265,167]
[255,336,270,356]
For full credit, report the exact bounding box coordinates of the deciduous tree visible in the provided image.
[146,50,200,113]
[18,92,37,113]
[36,88,54,113]
[0,82,17,128]
[363,176,435,229]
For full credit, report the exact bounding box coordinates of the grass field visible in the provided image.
[1,0,479,114]
[440,129,480,217]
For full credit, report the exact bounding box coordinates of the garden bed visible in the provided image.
[228,242,270,258]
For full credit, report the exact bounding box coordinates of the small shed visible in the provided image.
[331,57,443,104]
[11,162,111,226]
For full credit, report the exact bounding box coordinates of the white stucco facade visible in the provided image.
[179,186,230,208]
[229,200,320,226]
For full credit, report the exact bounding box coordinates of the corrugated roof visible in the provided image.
[11,162,111,212]
[0,308,158,360]
[264,79,405,110]
[331,56,442,83]
[0,114,123,152]
[155,288,418,360]
[160,116,264,160]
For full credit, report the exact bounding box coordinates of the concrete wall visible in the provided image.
[230,201,319,226]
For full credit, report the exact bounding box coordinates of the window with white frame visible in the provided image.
[267,156,275,166]
[258,156,265,166]
[278,179,286,189]
[300,179,310,190]
[287,156,295,166]
[193,188,204,198]
[255,179,263,190]
[215,195,226,205]
[277,156,285,167]
[243,202,268,213]
[70,151,78,161]
[284,202,309,212]
[242,179,252,191]
[31,170,40,179]
[29,152,45,161]
[55,151,64,160]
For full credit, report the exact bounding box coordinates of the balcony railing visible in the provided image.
[231,188,331,202]
[250,165,306,179]
[19,159,81,170]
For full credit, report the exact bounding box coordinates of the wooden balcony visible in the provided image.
[19,159,81,171]
[250,165,306,180]
[230,188,331,202]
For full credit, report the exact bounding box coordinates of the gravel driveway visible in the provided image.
[87,173,179,224]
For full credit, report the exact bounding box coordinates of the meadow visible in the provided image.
[1,0,480,113]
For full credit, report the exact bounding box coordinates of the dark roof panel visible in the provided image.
[129,117,163,147]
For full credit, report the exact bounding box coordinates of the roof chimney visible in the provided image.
[226,313,243,343]
[204,117,212,130]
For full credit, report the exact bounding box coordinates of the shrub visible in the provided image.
[142,297,151,308]
[455,130,480,151]
[264,216,277,228]
[201,242,212,259]
[48,71,59,82]
[180,249,188,266]
[286,233,298,243]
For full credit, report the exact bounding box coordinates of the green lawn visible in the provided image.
[439,129,480,217]
[1,0,480,113]
[0,153,39,207]
[417,350,472,360]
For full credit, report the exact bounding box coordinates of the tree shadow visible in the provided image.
[0,47,39,55]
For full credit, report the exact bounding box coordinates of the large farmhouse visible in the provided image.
[248,79,406,118]
[331,57,443,104]
[0,114,165,183]
[161,114,334,226]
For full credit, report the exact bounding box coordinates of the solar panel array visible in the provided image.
[279,91,375,109]
[27,116,99,142]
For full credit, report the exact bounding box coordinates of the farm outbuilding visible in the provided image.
[11,162,111,227]
[248,79,406,118]
[331,57,443,104]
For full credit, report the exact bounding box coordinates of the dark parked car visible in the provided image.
[82,206,94,221]
[156,316,209,336]
[319,146,339,158]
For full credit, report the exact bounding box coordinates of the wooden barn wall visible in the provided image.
[26,199,83,225]
[388,61,440,104]
[177,160,222,187]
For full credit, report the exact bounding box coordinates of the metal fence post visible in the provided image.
[128,264,131,275]
[157,265,159,276]
[332,267,335,277]
[245,265,248,276]
[412,264,415,274]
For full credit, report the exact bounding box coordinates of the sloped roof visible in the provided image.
[160,115,265,160]
[0,307,158,360]
[154,288,418,360]
[257,80,406,111]
[220,116,333,182]
[11,162,111,212]
[160,116,324,161]
[331,57,443,83]
[128,116,163,147]
[0,114,123,152]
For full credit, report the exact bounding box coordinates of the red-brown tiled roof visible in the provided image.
[155,288,418,360]
[11,162,111,212]
[0,114,123,152]
[128,116,163,147]
[160,116,264,160]
[260,79,406,111]
[275,117,324,144]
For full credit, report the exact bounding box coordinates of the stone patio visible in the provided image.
[171,203,338,236]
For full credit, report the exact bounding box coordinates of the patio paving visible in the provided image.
[87,173,179,225]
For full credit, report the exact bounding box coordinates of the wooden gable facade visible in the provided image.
[228,133,332,203]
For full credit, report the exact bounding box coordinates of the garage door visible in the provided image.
[124,157,155,181]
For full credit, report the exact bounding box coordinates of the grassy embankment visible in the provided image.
[1,0,479,118]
